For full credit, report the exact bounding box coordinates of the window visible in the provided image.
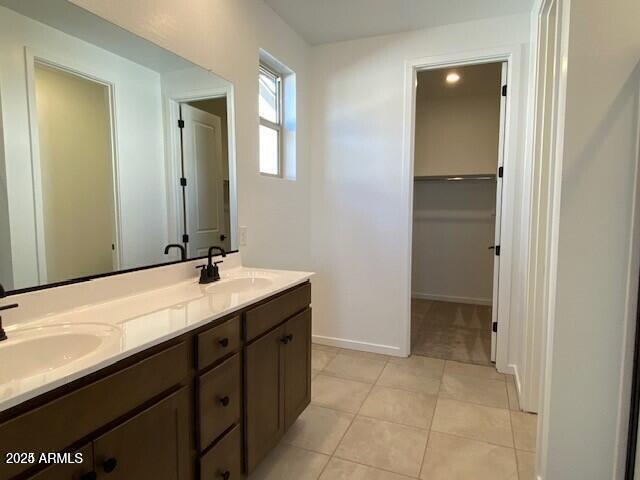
[259,63,282,176]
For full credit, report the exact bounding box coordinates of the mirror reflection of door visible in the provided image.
[33,63,117,284]
[180,102,230,258]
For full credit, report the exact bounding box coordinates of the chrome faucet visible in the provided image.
[196,246,226,284]
[0,283,18,342]
[164,243,186,261]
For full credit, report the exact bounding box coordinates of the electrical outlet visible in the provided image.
[239,226,248,246]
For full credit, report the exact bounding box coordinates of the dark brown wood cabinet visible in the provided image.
[284,309,312,429]
[1,281,311,480]
[244,325,286,472]
[93,388,192,480]
[244,307,312,473]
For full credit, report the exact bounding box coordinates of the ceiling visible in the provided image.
[264,0,534,45]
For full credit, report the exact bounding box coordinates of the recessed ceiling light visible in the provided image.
[446,72,460,84]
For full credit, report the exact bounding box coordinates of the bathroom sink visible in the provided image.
[0,323,121,384]
[206,275,274,295]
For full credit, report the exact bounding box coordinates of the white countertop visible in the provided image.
[0,265,313,413]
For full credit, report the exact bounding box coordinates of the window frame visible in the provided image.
[258,62,283,177]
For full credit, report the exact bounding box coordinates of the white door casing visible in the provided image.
[491,62,508,363]
[180,104,226,258]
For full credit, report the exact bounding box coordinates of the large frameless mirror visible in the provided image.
[0,0,238,293]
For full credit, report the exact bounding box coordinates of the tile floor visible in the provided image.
[249,344,537,480]
[412,299,493,365]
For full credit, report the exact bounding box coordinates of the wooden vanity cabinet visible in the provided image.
[244,307,312,473]
[1,281,311,480]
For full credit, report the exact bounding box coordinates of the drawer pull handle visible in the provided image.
[219,396,230,407]
[102,457,118,473]
[80,472,97,480]
[218,338,229,348]
[280,334,294,344]
[220,471,231,480]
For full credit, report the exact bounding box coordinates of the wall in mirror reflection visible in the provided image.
[0,0,237,292]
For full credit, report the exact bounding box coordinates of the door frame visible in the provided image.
[401,44,524,375]
[24,48,122,283]
[165,85,238,254]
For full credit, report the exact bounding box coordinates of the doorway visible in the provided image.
[32,62,118,284]
[410,62,507,365]
[175,97,232,258]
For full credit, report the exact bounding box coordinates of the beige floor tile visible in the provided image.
[506,381,520,411]
[312,343,341,353]
[323,353,386,383]
[440,374,509,409]
[338,348,390,362]
[312,374,372,413]
[319,457,413,480]
[248,443,329,480]
[312,348,337,371]
[516,450,536,480]
[511,412,537,452]
[387,355,445,377]
[444,361,505,381]
[431,398,513,447]
[359,385,437,429]
[420,431,518,480]
[282,405,354,454]
[335,416,428,477]
[376,362,441,394]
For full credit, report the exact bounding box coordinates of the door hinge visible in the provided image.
[177,119,185,129]
[495,245,501,256]
[492,322,498,333]
[182,234,189,243]
[180,177,187,187]
[498,166,504,178]
[501,84,507,97]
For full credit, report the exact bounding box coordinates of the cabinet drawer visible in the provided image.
[197,316,241,370]
[198,353,242,450]
[0,341,189,479]
[200,424,243,480]
[244,282,311,341]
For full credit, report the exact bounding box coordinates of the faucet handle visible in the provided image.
[0,303,18,311]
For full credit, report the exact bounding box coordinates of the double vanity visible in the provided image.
[0,256,313,480]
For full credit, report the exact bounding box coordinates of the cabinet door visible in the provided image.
[93,388,192,480]
[244,325,285,473]
[283,308,312,428]
[28,445,94,480]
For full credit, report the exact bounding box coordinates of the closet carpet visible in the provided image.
[411,299,493,365]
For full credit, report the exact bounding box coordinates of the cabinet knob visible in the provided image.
[80,472,97,480]
[280,335,289,344]
[218,338,229,348]
[219,396,230,407]
[287,334,294,343]
[219,471,231,480]
[102,457,118,473]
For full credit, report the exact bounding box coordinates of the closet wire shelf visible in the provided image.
[414,173,496,182]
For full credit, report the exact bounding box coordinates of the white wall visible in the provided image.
[541,0,640,478]
[0,6,168,289]
[309,14,531,356]
[72,0,313,272]
[412,181,496,304]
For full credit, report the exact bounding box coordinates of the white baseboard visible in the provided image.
[312,335,404,357]
[411,292,492,306]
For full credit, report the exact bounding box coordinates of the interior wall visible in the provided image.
[0,6,168,289]
[414,65,502,177]
[72,0,313,272]
[0,91,13,290]
[34,65,115,283]
[412,181,496,304]
[542,0,640,477]
[309,14,531,356]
